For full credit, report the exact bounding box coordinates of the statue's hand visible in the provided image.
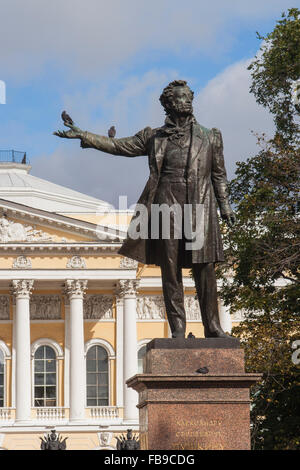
[221,211,236,228]
[53,121,83,139]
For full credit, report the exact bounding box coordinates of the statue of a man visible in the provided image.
[54,80,235,339]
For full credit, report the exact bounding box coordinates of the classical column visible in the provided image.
[219,298,232,334]
[118,279,140,423]
[115,290,124,409]
[63,296,70,409]
[11,280,34,422]
[65,279,87,421]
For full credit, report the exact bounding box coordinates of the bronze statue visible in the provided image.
[54,80,235,339]
[116,429,140,450]
[40,429,67,450]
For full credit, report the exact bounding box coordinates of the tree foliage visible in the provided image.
[216,10,300,445]
[248,8,300,143]
[217,137,300,449]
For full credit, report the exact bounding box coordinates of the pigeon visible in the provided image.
[61,110,74,126]
[108,126,116,138]
[196,366,209,374]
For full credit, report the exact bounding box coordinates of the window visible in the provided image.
[34,345,56,407]
[0,350,4,407]
[86,346,108,406]
[138,345,147,373]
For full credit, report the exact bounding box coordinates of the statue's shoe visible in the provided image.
[205,329,233,339]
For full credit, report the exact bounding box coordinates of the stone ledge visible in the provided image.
[146,337,240,350]
[127,373,262,388]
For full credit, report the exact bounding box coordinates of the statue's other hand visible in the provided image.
[222,212,236,228]
[53,122,83,139]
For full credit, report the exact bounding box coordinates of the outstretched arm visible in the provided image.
[210,128,236,228]
[80,128,151,157]
[54,116,151,157]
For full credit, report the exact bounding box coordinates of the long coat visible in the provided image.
[80,120,231,266]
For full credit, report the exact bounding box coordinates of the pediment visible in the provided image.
[0,198,126,244]
[0,216,53,242]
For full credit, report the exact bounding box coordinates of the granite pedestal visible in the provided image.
[127,338,262,450]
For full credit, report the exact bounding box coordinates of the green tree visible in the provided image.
[248,8,300,143]
[217,138,299,449]
[216,8,300,448]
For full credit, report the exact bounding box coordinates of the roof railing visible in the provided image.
[0,150,28,164]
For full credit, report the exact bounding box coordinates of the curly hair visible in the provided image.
[159,80,194,111]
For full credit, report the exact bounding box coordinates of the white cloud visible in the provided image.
[0,0,292,80]
[31,59,275,206]
[32,70,176,206]
[0,1,289,207]
[31,144,149,208]
[194,58,275,178]
[60,69,174,134]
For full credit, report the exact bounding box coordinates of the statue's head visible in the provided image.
[50,430,57,441]
[127,429,133,440]
[160,80,194,116]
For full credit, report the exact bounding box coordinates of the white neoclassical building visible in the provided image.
[0,153,236,450]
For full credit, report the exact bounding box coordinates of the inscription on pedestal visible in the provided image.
[172,418,224,450]
[127,339,262,450]
[138,402,252,450]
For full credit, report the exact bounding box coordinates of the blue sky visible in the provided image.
[0,0,295,207]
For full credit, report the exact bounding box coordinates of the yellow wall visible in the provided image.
[64,212,132,226]
[30,323,64,348]
[2,431,122,450]
[84,322,115,350]
[0,323,12,350]
[139,265,191,278]
[1,255,125,270]
[186,322,205,338]
[137,321,167,341]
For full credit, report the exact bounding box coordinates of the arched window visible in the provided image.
[34,345,57,407]
[86,345,108,406]
[0,350,4,407]
[138,345,147,373]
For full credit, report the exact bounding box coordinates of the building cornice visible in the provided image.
[0,242,122,254]
[0,269,138,281]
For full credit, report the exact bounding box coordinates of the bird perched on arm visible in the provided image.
[61,110,74,127]
[53,110,81,139]
[108,126,116,138]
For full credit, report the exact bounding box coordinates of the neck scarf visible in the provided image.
[162,115,195,144]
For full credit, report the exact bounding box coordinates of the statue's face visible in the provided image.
[168,86,193,115]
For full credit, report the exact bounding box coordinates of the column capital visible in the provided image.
[11,280,34,298]
[116,279,140,298]
[64,280,88,299]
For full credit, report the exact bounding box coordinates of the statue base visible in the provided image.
[127,338,262,450]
